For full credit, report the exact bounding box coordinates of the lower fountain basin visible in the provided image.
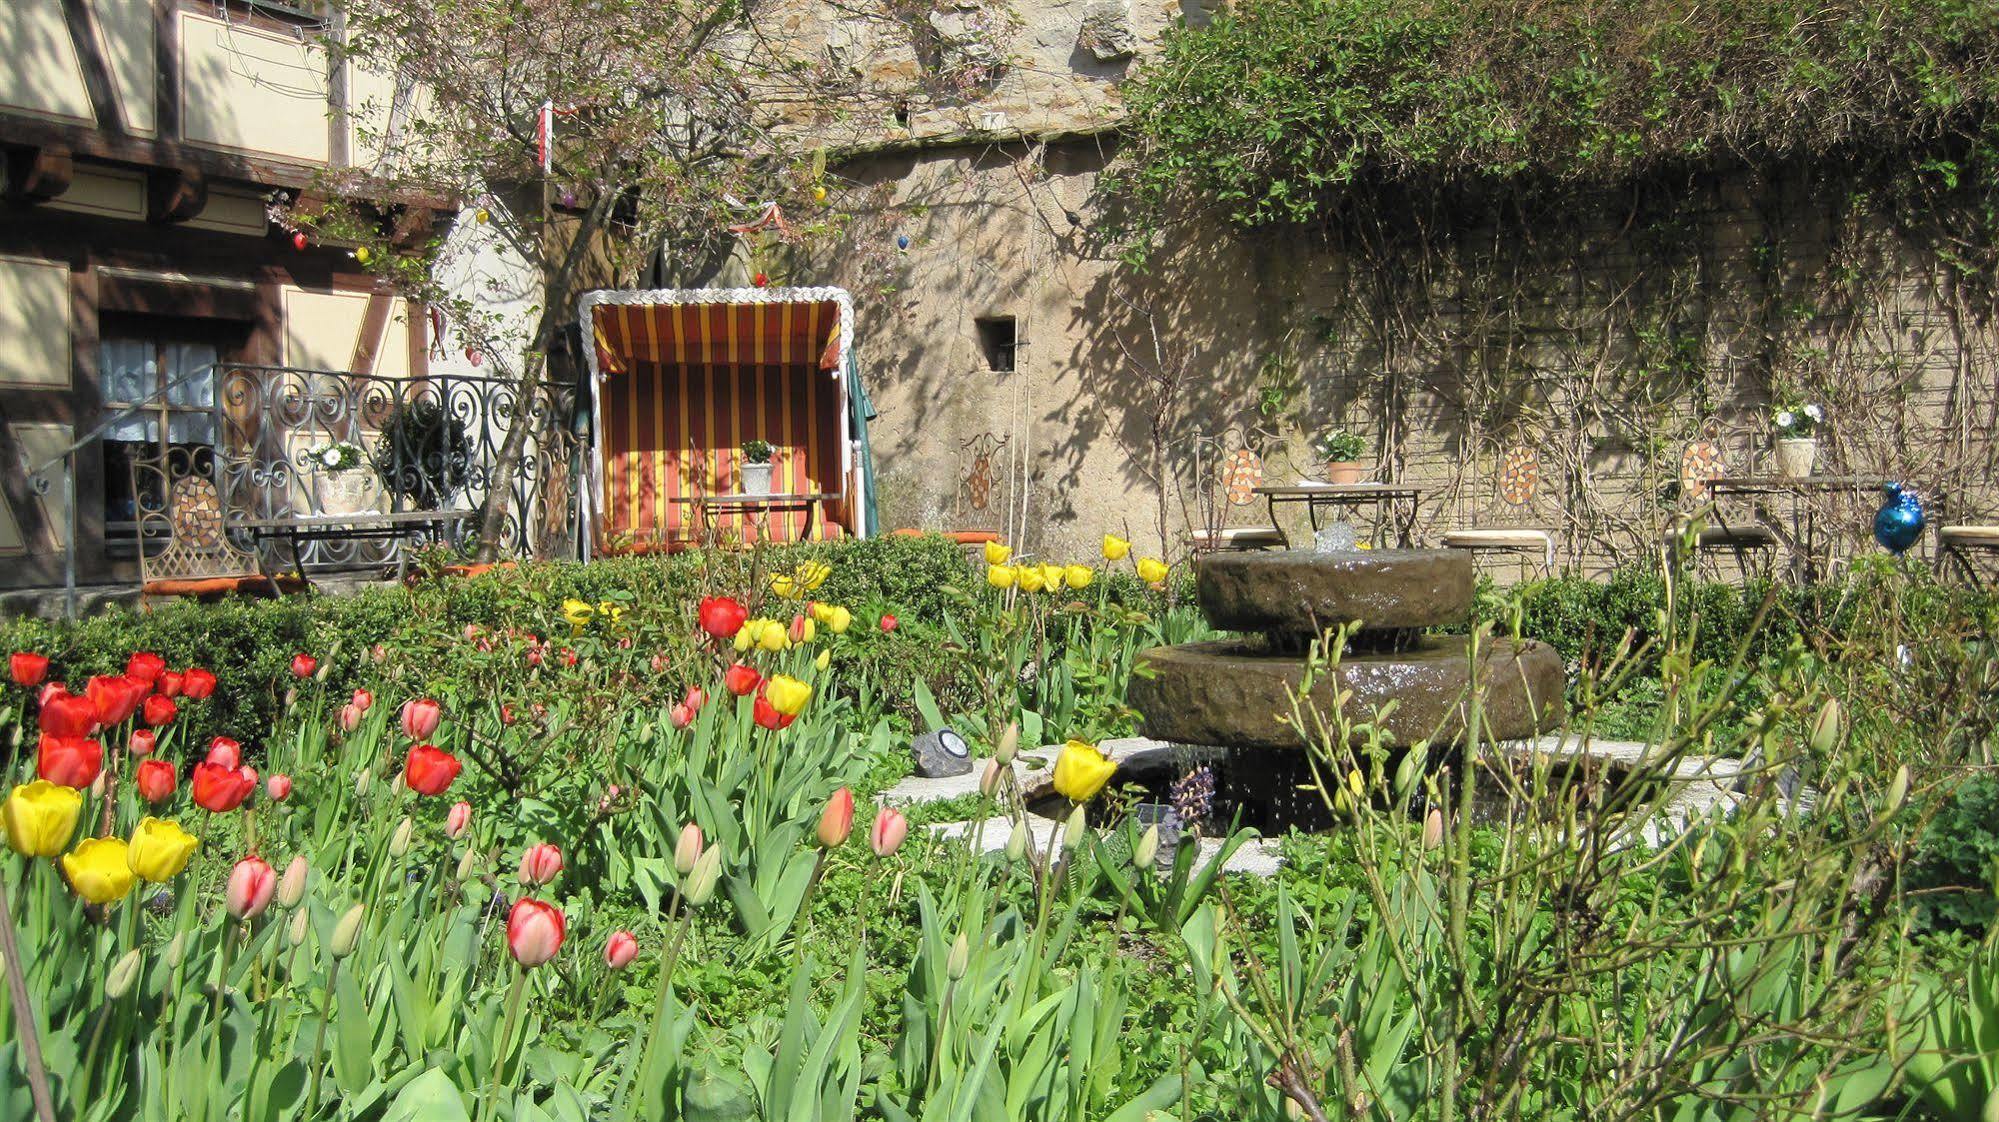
[1130,635,1566,751]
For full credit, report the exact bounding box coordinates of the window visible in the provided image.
[99,338,220,537]
[976,316,1017,373]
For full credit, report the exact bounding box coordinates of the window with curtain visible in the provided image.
[100,339,219,533]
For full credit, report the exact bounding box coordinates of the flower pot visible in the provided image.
[313,471,377,517]
[1774,438,1817,480]
[739,462,774,495]
[1325,461,1366,486]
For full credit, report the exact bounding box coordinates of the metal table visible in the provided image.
[1253,484,1423,548]
[1706,475,1888,581]
[235,511,477,590]
[674,492,836,545]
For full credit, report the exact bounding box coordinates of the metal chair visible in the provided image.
[1443,441,1558,576]
[1660,420,1777,577]
[1187,428,1283,553]
[131,444,301,605]
[890,430,1013,548]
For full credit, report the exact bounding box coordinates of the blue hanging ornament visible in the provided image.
[895,233,910,251]
[1873,482,1926,554]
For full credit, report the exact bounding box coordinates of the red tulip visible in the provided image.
[753,695,795,731]
[446,800,472,839]
[265,774,292,801]
[603,930,638,970]
[650,653,669,675]
[157,670,183,699]
[526,646,545,668]
[683,685,707,712]
[142,694,177,728]
[125,652,165,685]
[463,624,484,641]
[400,698,442,740]
[128,728,156,756]
[723,664,762,697]
[817,787,855,848]
[338,704,363,732]
[870,806,910,857]
[669,702,696,729]
[290,653,316,679]
[506,898,565,967]
[351,688,374,712]
[226,856,277,919]
[180,668,216,700]
[206,736,241,768]
[697,596,748,640]
[517,843,563,886]
[501,703,518,726]
[135,758,177,804]
[10,652,49,687]
[85,675,148,727]
[191,761,256,813]
[403,745,462,797]
[37,734,103,788]
[39,690,98,738]
[879,613,899,633]
[559,648,578,668]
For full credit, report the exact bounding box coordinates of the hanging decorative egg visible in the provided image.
[354,246,372,265]
[753,271,770,288]
[292,232,309,251]
[896,233,910,251]
[812,185,828,203]
[1873,482,1926,554]
[476,207,491,224]
[465,347,484,367]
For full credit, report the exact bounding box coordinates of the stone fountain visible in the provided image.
[1127,548,1566,830]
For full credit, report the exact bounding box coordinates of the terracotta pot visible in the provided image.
[740,462,774,495]
[1774,438,1817,480]
[1325,461,1366,486]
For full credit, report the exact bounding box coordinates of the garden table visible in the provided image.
[674,492,837,546]
[235,510,477,591]
[1252,484,1423,549]
[1705,475,1888,581]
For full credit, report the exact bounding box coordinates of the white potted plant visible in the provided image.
[306,439,375,516]
[1312,429,1368,485]
[739,439,776,495]
[1771,401,1824,479]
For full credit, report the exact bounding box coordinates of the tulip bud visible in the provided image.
[1005,821,1029,862]
[994,723,1019,766]
[329,904,365,957]
[105,948,142,998]
[816,787,855,848]
[338,704,362,733]
[1133,824,1160,869]
[979,759,1004,798]
[1809,698,1843,755]
[1393,743,1427,802]
[603,930,639,970]
[446,800,472,839]
[1880,765,1909,821]
[517,843,563,885]
[277,855,309,908]
[506,899,566,968]
[354,768,372,797]
[946,931,970,980]
[1422,808,1445,849]
[164,932,189,968]
[674,822,704,876]
[869,806,909,857]
[266,774,292,801]
[225,856,277,920]
[683,845,722,907]
[389,817,414,857]
[456,847,479,882]
[288,908,311,947]
[1062,804,1088,851]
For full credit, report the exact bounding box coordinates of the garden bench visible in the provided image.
[1443,442,1558,576]
[130,444,303,607]
[1187,430,1283,553]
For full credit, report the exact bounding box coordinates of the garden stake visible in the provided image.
[0,869,57,1122]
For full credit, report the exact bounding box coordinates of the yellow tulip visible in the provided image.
[1018,566,1046,593]
[810,601,834,624]
[1063,564,1094,590]
[733,626,753,652]
[764,674,813,716]
[814,649,831,670]
[1136,557,1169,585]
[62,837,136,905]
[1038,564,1065,592]
[824,605,852,634]
[4,781,82,858]
[798,560,831,591]
[986,564,1017,590]
[1051,740,1117,802]
[1102,534,1131,561]
[757,620,790,652]
[596,601,624,625]
[127,817,199,883]
[984,541,1012,565]
[770,573,800,600]
[561,598,595,627]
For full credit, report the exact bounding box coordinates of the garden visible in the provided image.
[0,533,1996,1120]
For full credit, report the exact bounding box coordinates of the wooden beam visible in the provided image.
[349,290,394,377]
[59,0,126,136]
[146,165,207,223]
[3,146,75,203]
[154,0,180,142]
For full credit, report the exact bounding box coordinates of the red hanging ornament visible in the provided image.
[292,232,309,252]
[753,271,770,288]
[465,347,484,367]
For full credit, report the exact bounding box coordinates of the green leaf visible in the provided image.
[383,1067,471,1122]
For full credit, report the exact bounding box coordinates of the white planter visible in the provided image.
[740,462,774,495]
[314,471,377,517]
[1774,437,1818,480]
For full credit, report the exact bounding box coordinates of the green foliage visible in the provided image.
[1909,774,1999,932]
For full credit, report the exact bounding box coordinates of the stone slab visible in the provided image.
[1130,636,1566,750]
[1196,548,1473,636]
[928,814,1285,877]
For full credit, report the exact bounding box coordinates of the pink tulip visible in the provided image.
[206,737,241,768]
[265,774,292,801]
[683,685,707,712]
[351,688,374,712]
[517,843,563,886]
[506,899,565,967]
[446,801,472,839]
[400,698,442,740]
[870,806,910,857]
[338,704,362,733]
[669,703,696,730]
[674,822,703,875]
[603,930,638,970]
[128,728,156,756]
[225,856,277,919]
[817,788,855,848]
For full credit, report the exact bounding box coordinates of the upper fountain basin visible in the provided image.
[1197,548,1474,637]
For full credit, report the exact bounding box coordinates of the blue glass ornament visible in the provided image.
[895,233,910,251]
[1873,482,1926,554]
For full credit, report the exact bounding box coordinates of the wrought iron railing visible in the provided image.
[214,364,581,568]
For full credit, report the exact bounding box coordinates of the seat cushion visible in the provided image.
[1443,529,1551,550]
[891,529,1001,545]
[1940,525,1999,547]
[1189,527,1284,548]
[145,574,303,598]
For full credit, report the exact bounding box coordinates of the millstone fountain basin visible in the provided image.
[1127,548,1566,828]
